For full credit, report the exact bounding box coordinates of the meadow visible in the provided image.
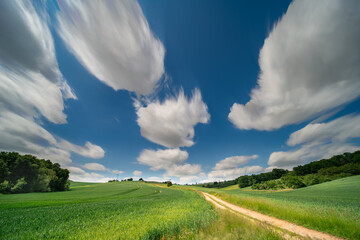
[1,177,358,239]
[186,175,360,239]
[0,181,216,239]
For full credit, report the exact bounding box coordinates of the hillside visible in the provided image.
[186,175,360,239]
[0,182,215,239]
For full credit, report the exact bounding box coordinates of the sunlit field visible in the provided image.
[186,175,360,239]
[0,182,215,240]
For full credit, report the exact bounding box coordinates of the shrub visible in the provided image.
[281,175,306,189]
[0,180,10,193]
[11,177,27,193]
[167,181,173,187]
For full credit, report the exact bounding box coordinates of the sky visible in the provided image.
[0,0,359,184]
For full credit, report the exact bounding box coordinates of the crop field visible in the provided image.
[187,175,360,239]
[0,182,216,240]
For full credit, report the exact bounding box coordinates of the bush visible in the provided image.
[11,177,27,193]
[167,181,172,187]
[0,180,10,193]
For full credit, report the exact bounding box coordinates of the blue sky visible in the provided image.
[0,0,359,183]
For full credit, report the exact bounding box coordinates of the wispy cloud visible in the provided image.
[133,170,142,176]
[68,166,112,183]
[229,0,360,130]
[208,165,264,182]
[0,1,103,169]
[137,148,203,183]
[57,0,165,95]
[213,155,258,171]
[268,114,360,169]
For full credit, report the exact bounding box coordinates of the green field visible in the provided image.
[220,184,240,190]
[186,175,360,239]
[1,177,359,239]
[0,182,216,239]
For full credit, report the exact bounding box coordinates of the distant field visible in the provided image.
[0,182,215,239]
[186,175,360,239]
[220,184,240,190]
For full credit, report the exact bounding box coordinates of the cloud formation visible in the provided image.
[138,148,189,171]
[0,0,103,169]
[58,140,105,159]
[137,148,203,183]
[229,0,360,130]
[57,0,165,95]
[213,155,258,170]
[268,114,360,169]
[68,166,111,183]
[83,163,108,171]
[0,0,75,100]
[208,165,264,181]
[133,170,142,176]
[287,114,360,146]
[136,89,210,148]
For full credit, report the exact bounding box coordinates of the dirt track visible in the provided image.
[202,192,343,240]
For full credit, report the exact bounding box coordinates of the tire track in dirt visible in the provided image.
[202,192,343,240]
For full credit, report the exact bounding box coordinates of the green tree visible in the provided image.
[0,152,70,194]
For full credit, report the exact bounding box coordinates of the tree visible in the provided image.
[139,178,144,181]
[0,152,70,194]
[167,181,172,187]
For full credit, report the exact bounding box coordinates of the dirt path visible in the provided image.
[202,192,343,240]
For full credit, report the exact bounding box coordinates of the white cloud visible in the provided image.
[68,167,111,183]
[208,166,264,181]
[0,112,72,166]
[112,170,124,175]
[165,164,202,178]
[137,148,189,171]
[0,111,105,167]
[136,89,210,148]
[0,0,75,100]
[146,176,167,182]
[287,114,360,146]
[137,148,203,181]
[202,155,261,183]
[213,155,258,170]
[0,66,68,124]
[133,170,142,176]
[268,114,360,169]
[83,163,107,171]
[229,0,360,130]
[57,0,165,95]
[0,0,105,168]
[57,140,105,159]
[268,142,358,169]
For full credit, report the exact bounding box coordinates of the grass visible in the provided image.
[219,184,240,190]
[3,178,357,239]
[178,208,290,240]
[0,181,216,239]
[185,175,360,239]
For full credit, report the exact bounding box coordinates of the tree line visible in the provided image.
[198,150,360,190]
[0,152,70,193]
[251,150,360,190]
[200,179,238,188]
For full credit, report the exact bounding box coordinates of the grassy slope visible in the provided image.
[181,208,288,240]
[220,184,240,190]
[186,175,360,239]
[0,182,215,240]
